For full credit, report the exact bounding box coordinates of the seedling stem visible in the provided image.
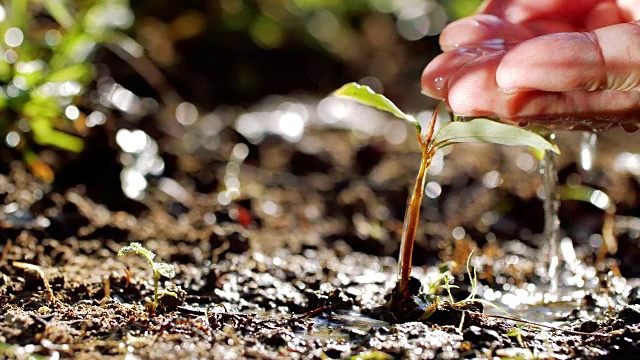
[397,107,438,296]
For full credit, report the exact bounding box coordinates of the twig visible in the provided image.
[296,305,331,320]
[13,261,57,305]
[100,276,111,307]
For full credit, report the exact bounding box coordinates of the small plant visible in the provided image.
[0,0,133,180]
[117,242,176,312]
[334,83,559,322]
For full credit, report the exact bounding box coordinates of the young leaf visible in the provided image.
[118,242,156,264]
[154,263,176,279]
[333,82,420,131]
[433,118,560,154]
[559,185,613,211]
[506,329,520,337]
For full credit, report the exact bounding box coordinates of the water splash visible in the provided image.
[541,147,561,292]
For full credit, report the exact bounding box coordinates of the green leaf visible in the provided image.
[350,351,394,360]
[506,329,520,337]
[158,290,178,298]
[43,0,76,29]
[333,82,420,131]
[118,242,156,265]
[433,118,560,154]
[154,263,176,279]
[559,185,613,211]
[30,116,84,152]
[46,64,92,83]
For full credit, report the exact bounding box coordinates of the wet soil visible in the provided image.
[2,119,640,359]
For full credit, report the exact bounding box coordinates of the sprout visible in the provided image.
[118,242,176,312]
[334,82,559,322]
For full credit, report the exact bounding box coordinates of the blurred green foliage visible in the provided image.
[445,0,483,19]
[0,0,133,179]
[133,0,481,104]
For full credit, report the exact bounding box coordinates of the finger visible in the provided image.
[618,0,640,21]
[446,51,509,117]
[501,90,640,130]
[519,18,582,34]
[584,1,625,29]
[496,21,640,93]
[479,0,604,23]
[443,53,640,129]
[439,14,535,51]
[421,48,485,99]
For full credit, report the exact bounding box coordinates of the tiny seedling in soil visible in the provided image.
[117,242,177,312]
[334,83,559,322]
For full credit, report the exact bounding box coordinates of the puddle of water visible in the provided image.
[307,310,389,341]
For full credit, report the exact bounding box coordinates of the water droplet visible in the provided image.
[65,105,80,120]
[5,131,20,147]
[433,77,444,92]
[4,27,23,47]
[176,102,198,125]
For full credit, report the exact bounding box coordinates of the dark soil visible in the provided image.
[2,114,640,359]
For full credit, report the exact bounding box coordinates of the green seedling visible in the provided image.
[334,82,559,321]
[117,242,177,312]
[559,184,617,257]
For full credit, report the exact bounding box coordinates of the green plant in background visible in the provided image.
[117,242,176,312]
[334,82,559,322]
[0,0,133,180]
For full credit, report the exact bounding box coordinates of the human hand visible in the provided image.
[421,0,640,130]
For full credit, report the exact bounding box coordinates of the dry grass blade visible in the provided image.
[13,261,57,305]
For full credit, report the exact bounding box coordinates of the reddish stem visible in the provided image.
[397,106,439,296]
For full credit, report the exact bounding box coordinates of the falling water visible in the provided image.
[579,132,598,172]
[542,146,561,292]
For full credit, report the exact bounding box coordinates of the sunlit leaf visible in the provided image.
[333,82,420,131]
[159,290,178,298]
[350,351,394,360]
[44,0,75,29]
[433,118,560,154]
[30,116,84,152]
[154,263,176,279]
[506,329,520,337]
[559,185,613,211]
[117,242,156,265]
[47,64,92,83]
[418,295,439,321]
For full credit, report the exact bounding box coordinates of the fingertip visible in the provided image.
[439,14,534,50]
[495,54,523,93]
[584,2,624,29]
[447,53,505,117]
[421,50,483,99]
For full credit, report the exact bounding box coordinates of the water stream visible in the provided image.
[542,145,561,292]
[579,132,598,172]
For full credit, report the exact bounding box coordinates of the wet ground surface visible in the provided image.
[3,100,640,359]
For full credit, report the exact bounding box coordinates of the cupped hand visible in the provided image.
[421,0,640,130]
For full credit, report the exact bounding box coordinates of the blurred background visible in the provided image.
[0,0,482,202]
[126,0,481,107]
[124,0,479,108]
